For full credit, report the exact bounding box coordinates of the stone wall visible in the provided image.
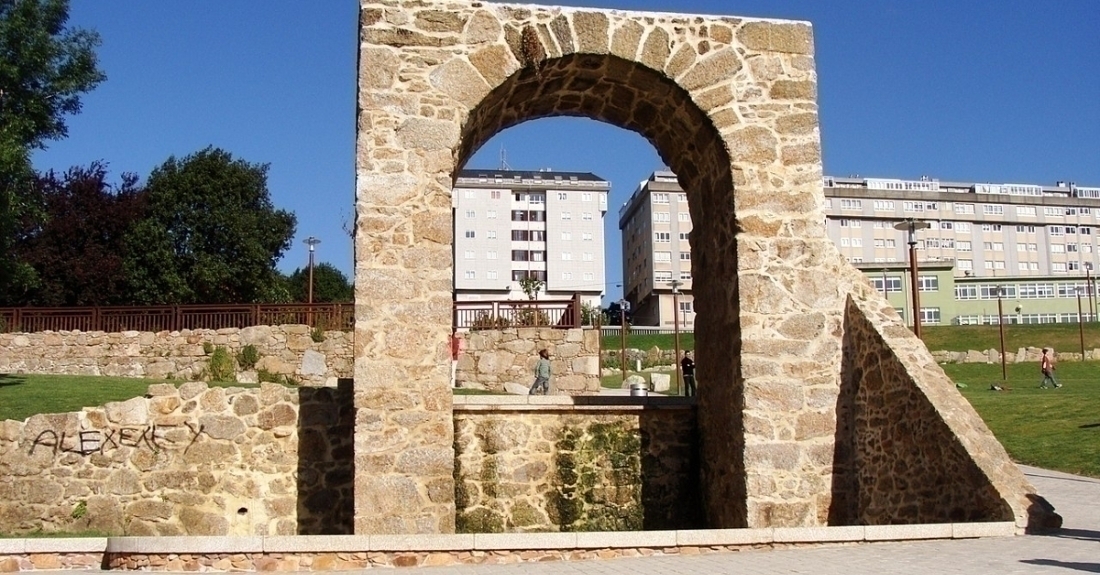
[831,295,1055,529]
[454,328,601,394]
[453,399,701,532]
[0,326,353,387]
[0,382,354,536]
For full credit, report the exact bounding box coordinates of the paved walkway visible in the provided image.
[417,465,1099,575]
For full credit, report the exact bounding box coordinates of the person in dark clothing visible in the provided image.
[681,351,696,397]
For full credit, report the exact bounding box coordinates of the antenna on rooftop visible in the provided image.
[499,146,511,171]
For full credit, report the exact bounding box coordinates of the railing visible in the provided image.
[600,325,696,337]
[454,293,583,330]
[0,303,354,334]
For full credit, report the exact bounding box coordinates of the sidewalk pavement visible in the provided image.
[417,465,1099,575]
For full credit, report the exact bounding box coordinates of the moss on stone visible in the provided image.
[455,507,504,533]
[509,501,544,528]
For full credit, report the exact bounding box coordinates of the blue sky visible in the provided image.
[33,1,1100,303]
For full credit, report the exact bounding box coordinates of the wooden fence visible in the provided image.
[0,303,354,334]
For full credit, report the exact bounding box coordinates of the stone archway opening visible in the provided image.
[454,48,745,525]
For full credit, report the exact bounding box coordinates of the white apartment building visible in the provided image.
[453,169,609,307]
[620,171,1100,326]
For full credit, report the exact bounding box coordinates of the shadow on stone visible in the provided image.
[639,409,704,530]
[296,378,355,534]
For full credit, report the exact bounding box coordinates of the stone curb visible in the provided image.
[453,396,695,411]
[6,523,1018,556]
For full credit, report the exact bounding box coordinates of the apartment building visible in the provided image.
[620,171,1100,326]
[453,168,609,307]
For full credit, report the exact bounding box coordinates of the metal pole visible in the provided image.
[1088,269,1096,322]
[909,232,922,339]
[997,289,1006,381]
[672,280,682,394]
[620,298,628,386]
[1078,289,1086,359]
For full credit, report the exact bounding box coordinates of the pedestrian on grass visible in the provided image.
[1039,348,1061,388]
[529,348,552,395]
[681,350,696,397]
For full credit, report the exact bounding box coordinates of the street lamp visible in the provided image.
[894,218,931,338]
[996,286,1006,381]
[1077,286,1086,359]
[619,298,629,385]
[303,236,321,304]
[671,280,683,394]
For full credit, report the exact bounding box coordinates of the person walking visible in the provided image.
[529,348,552,395]
[1039,348,1061,388]
[681,350,696,397]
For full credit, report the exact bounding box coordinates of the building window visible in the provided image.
[872,277,903,293]
[920,307,942,325]
[487,230,496,239]
[582,252,594,261]
[487,270,497,280]
[464,230,475,238]
[678,212,690,222]
[583,272,594,281]
[562,271,573,280]
[955,285,978,300]
[918,275,939,292]
[653,212,670,222]
[582,192,592,202]
[958,259,973,271]
[490,190,501,199]
[655,251,671,263]
[1016,206,1036,217]
[464,270,475,279]
[957,241,972,251]
[561,231,572,241]
[983,204,1004,215]
[955,203,975,215]
[561,252,573,261]
[464,250,475,259]
[486,251,497,260]
[582,212,593,221]
[679,232,689,241]
[839,219,861,228]
[873,200,894,211]
[529,194,544,204]
[841,199,862,210]
[561,212,571,220]
[653,193,669,204]
[486,210,497,219]
[465,210,475,218]
[511,250,529,261]
[582,232,593,241]
[680,252,691,261]
[655,271,673,281]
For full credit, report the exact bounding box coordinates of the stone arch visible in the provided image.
[356,0,1055,535]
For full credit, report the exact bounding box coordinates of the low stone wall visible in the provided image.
[454,328,601,395]
[0,523,1017,572]
[453,397,702,532]
[0,326,353,386]
[931,346,1096,364]
[0,382,354,537]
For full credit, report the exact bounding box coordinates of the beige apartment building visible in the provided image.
[620,171,1100,327]
[453,169,609,308]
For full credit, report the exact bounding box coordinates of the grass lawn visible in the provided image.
[602,322,1100,354]
[942,361,1100,478]
[0,374,256,423]
[601,369,684,396]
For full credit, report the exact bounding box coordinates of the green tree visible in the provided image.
[13,163,145,306]
[287,262,352,303]
[0,0,105,304]
[123,147,297,304]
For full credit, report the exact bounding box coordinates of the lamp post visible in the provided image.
[996,286,1006,381]
[1077,287,1086,359]
[1088,268,1096,323]
[303,236,321,304]
[303,236,321,327]
[671,280,683,394]
[894,219,931,338]
[619,298,629,386]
